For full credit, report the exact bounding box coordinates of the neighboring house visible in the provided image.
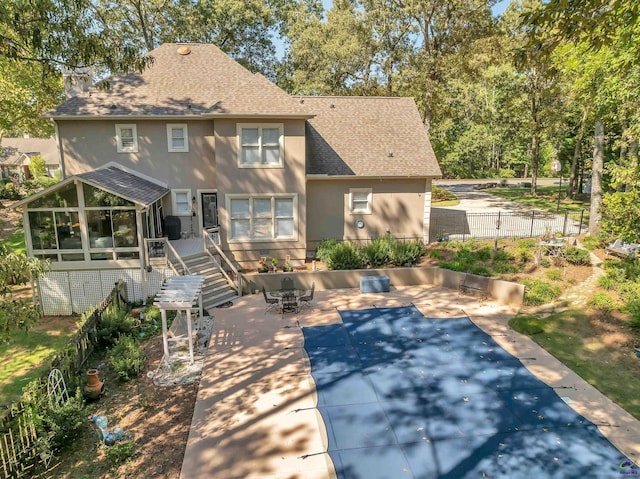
[0,137,60,180]
[14,43,442,315]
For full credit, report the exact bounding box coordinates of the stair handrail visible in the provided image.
[166,241,191,276]
[203,228,243,295]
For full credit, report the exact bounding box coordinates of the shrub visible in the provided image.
[517,238,537,249]
[588,292,618,312]
[545,269,562,281]
[428,249,442,259]
[509,315,545,335]
[565,247,591,265]
[360,235,393,267]
[324,242,364,270]
[0,183,21,200]
[598,267,625,289]
[97,304,135,348]
[580,235,601,250]
[626,300,640,330]
[540,258,551,268]
[616,281,640,304]
[105,440,138,466]
[316,239,339,262]
[522,279,561,305]
[44,389,87,450]
[389,240,424,266]
[108,336,146,382]
[432,185,457,202]
[514,247,532,263]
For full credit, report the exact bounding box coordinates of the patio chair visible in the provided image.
[298,283,315,311]
[262,287,280,313]
[281,277,294,291]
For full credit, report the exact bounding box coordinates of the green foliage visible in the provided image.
[580,235,601,250]
[522,279,561,306]
[588,292,618,312]
[514,247,532,263]
[108,336,145,382]
[428,249,443,259]
[509,315,545,335]
[517,238,538,249]
[0,298,41,343]
[360,235,393,267]
[0,182,21,200]
[545,269,562,281]
[564,247,591,265]
[540,258,551,268]
[316,239,339,263]
[389,240,424,266]
[28,155,47,178]
[105,440,138,467]
[431,186,457,202]
[44,388,87,450]
[97,304,134,348]
[324,242,364,270]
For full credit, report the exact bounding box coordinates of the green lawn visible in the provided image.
[510,309,640,420]
[488,185,590,214]
[1,230,26,254]
[0,317,78,405]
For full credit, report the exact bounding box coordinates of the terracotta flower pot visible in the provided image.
[85,369,105,399]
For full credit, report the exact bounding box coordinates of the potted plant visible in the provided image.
[257,257,269,273]
[271,257,278,272]
[282,261,293,272]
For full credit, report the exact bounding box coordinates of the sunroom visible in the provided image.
[16,165,170,269]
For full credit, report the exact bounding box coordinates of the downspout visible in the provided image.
[53,120,66,179]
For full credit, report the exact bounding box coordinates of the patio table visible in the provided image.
[269,289,307,313]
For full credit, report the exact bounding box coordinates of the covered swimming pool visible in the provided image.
[303,305,632,478]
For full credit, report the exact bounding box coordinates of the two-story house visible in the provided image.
[14,43,441,315]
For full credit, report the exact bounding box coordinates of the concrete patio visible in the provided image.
[179,285,640,479]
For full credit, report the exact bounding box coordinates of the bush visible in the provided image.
[588,292,618,312]
[545,269,562,281]
[580,235,601,250]
[108,336,146,382]
[324,242,364,270]
[522,279,561,305]
[389,240,424,266]
[360,235,394,267]
[97,304,135,348]
[105,440,138,466]
[565,247,591,265]
[509,315,545,335]
[432,185,457,202]
[514,247,532,263]
[428,249,442,259]
[44,389,87,450]
[0,183,21,200]
[316,239,339,262]
[626,300,640,330]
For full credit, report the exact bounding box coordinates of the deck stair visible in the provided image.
[182,252,239,313]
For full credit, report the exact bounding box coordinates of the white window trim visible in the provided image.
[171,189,193,217]
[236,123,284,168]
[350,188,372,215]
[226,193,297,242]
[115,124,138,153]
[167,123,189,152]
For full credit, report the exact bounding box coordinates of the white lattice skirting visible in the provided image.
[38,268,175,315]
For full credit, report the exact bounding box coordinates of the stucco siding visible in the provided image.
[57,119,216,191]
[215,119,307,264]
[306,178,427,249]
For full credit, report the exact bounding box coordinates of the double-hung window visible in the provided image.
[228,195,295,241]
[116,124,138,153]
[350,188,372,214]
[167,124,188,152]
[237,124,283,167]
[172,189,192,216]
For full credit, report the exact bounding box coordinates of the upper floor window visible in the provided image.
[167,124,189,152]
[350,188,372,214]
[116,124,138,153]
[237,123,283,168]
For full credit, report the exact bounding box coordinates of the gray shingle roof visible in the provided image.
[47,44,309,118]
[77,166,169,206]
[301,96,442,178]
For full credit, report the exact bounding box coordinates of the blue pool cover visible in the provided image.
[302,306,632,479]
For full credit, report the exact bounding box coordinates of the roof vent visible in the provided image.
[177,46,191,55]
[330,104,335,109]
[110,104,117,110]
[388,152,394,157]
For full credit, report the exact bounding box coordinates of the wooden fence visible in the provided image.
[0,281,127,479]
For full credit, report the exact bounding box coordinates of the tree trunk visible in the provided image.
[530,133,539,197]
[589,121,604,236]
[569,111,586,198]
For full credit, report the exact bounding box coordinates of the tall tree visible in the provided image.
[589,121,604,236]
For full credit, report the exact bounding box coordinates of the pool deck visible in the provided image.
[179,285,640,479]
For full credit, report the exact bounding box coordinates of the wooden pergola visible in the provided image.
[154,275,205,364]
